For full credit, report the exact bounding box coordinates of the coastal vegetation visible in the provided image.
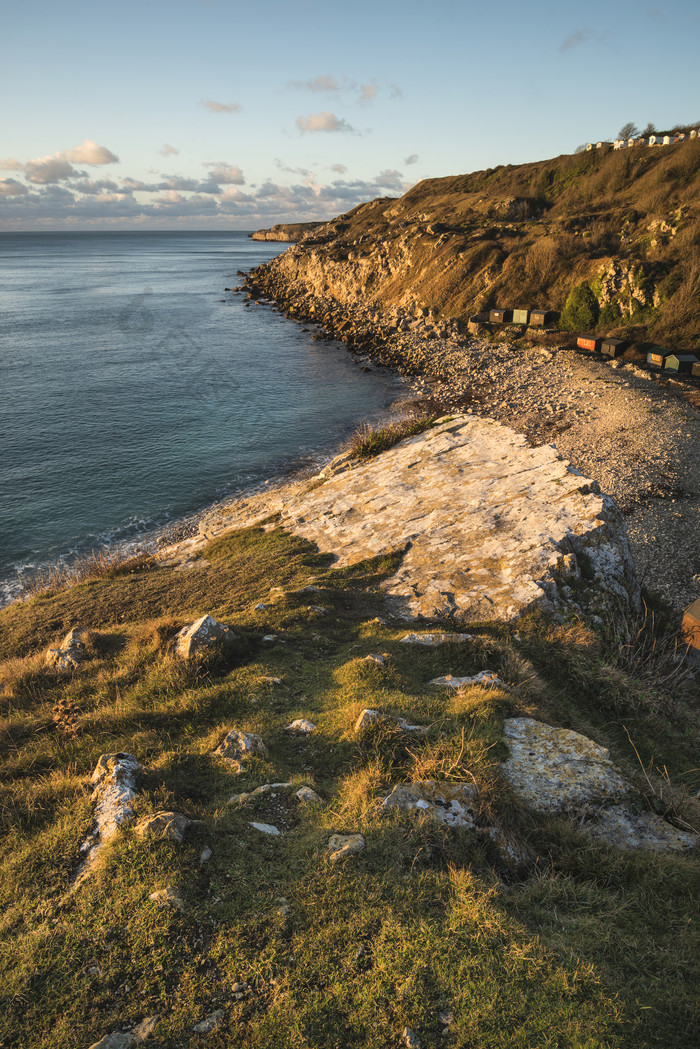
[0,506,698,1047]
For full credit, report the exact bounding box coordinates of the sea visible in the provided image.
[0,230,402,605]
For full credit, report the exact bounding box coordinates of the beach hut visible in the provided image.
[512,308,530,325]
[662,135,672,146]
[577,335,601,352]
[664,353,698,373]
[601,337,627,358]
[681,598,700,662]
[647,346,673,369]
[675,133,686,143]
[529,308,550,327]
[585,143,594,151]
[489,309,512,324]
[692,362,700,378]
[691,130,697,139]
[648,135,658,146]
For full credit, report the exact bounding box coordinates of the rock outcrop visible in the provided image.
[174,614,238,660]
[195,415,639,623]
[75,753,142,883]
[250,222,322,242]
[45,627,89,671]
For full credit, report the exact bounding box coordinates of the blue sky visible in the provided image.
[1,0,698,230]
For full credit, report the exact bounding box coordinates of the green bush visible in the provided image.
[560,281,600,331]
[599,300,622,326]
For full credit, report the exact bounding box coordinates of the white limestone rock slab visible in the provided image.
[149,885,185,911]
[354,708,426,735]
[286,718,316,733]
[45,627,89,671]
[327,833,365,861]
[135,811,191,843]
[502,718,630,814]
[587,804,698,852]
[400,633,474,646]
[296,786,323,804]
[430,670,502,690]
[250,821,282,836]
[382,780,478,828]
[194,415,639,622]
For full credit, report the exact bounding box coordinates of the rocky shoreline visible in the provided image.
[241,251,700,614]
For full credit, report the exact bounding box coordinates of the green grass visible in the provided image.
[0,526,698,1048]
[345,416,435,459]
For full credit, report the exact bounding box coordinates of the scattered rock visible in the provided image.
[381,780,478,828]
[588,804,698,852]
[261,676,283,685]
[228,781,293,805]
[149,885,184,912]
[354,708,426,734]
[296,786,322,804]
[250,821,282,836]
[327,833,365,861]
[363,653,387,665]
[174,614,238,660]
[88,1033,133,1049]
[45,627,89,671]
[192,1009,225,1035]
[135,811,190,843]
[132,1016,160,1043]
[199,845,213,865]
[75,753,142,883]
[286,718,316,733]
[403,1027,421,1048]
[400,632,473,646]
[429,670,502,689]
[214,729,267,772]
[254,603,269,611]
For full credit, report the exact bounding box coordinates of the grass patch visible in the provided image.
[344,414,435,459]
[0,527,697,1047]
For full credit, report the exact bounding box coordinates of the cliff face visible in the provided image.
[250,143,700,349]
[250,222,322,242]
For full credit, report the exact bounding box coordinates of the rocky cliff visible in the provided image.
[250,221,322,242]
[248,142,700,349]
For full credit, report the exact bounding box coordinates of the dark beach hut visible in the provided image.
[577,335,601,352]
[692,362,700,378]
[600,338,627,358]
[681,598,700,661]
[512,308,530,325]
[489,308,512,324]
[647,347,673,369]
[529,309,550,326]
[664,354,698,374]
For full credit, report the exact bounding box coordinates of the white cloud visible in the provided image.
[0,178,28,196]
[290,74,341,92]
[160,144,179,156]
[404,153,419,165]
[330,163,347,174]
[0,157,23,171]
[200,98,242,113]
[359,83,377,103]
[203,162,245,184]
[63,139,119,164]
[296,111,356,134]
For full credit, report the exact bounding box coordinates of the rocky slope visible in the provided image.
[250,222,322,242]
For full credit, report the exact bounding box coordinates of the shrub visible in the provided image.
[560,281,600,331]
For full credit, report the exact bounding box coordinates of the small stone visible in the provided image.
[296,786,322,804]
[261,676,283,685]
[199,846,213,865]
[403,1027,421,1048]
[192,1009,225,1035]
[174,614,238,660]
[132,1015,160,1043]
[250,821,282,836]
[135,811,190,843]
[363,653,386,665]
[149,886,184,912]
[214,729,267,772]
[327,833,365,861]
[400,633,473,646]
[429,670,502,689]
[308,605,330,615]
[437,1010,454,1027]
[87,1034,133,1049]
[354,708,426,735]
[286,718,316,733]
[254,603,269,611]
[261,635,278,643]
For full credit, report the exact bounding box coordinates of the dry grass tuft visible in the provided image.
[345,413,434,459]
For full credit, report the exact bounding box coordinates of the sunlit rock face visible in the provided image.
[197,415,640,624]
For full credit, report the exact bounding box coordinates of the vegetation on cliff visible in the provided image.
[254,140,700,350]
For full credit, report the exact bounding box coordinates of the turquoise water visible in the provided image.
[0,231,397,602]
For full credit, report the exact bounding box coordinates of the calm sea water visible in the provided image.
[0,231,399,603]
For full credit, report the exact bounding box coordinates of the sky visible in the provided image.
[1,0,699,231]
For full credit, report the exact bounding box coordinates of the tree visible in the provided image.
[618,121,639,139]
[642,122,656,136]
[560,281,600,332]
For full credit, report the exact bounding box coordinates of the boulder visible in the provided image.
[354,708,426,735]
[429,670,502,690]
[135,811,190,843]
[381,780,478,828]
[45,627,89,671]
[174,614,238,660]
[296,786,322,804]
[214,729,267,772]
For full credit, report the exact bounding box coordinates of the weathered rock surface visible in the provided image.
[354,708,426,735]
[174,614,238,660]
[149,885,185,911]
[430,670,502,690]
[45,627,89,671]
[286,718,316,733]
[135,811,190,843]
[250,222,322,242]
[400,632,474,646]
[76,753,141,882]
[87,1015,159,1049]
[502,718,698,851]
[214,729,267,772]
[296,785,322,804]
[195,416,640,623]
[382,781,478,828]
[327,833,365,861]
[192,1009,225,1035]
[250,821,282,836]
